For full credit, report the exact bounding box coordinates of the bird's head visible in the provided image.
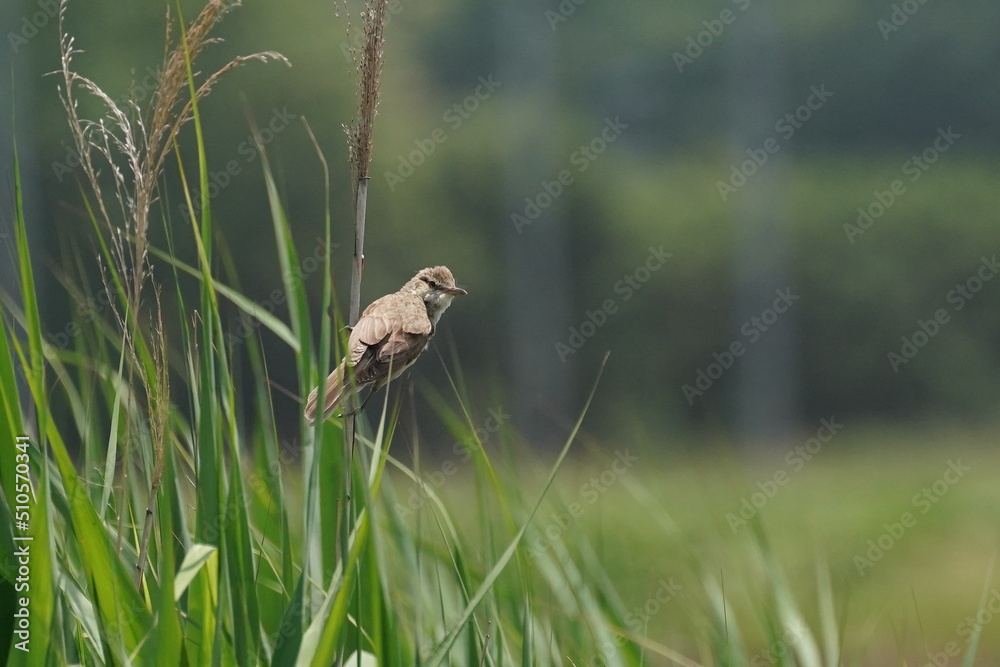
[404,266,467,321]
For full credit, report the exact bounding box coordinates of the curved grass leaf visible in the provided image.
[423,353,609,666]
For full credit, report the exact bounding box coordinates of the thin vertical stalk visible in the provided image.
[349,177,369,325]
[342,175,368,547]
[342,173,369,663]
[339,1,387,659]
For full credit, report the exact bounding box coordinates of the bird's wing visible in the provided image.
[376,330,427,365]
[345,293,431,383]
[394,294,434,336]
[349,293,429,359]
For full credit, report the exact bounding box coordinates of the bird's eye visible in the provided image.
[429,281,439,289]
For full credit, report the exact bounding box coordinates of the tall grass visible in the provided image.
[0,2,646,665]
[2,2,995,667]
[0,99,637,664]
[0,128,841,664]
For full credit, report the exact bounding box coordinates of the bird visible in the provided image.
[304,266,467,424]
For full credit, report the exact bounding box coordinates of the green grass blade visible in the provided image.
[253,121,312,387]
[816,557,840,667]
[224,456,262,664]
[98,337,128,518]
[148,450,183,666]
[423,354,609,666]
[960,554,997,667]
[301,397,399,666]
[751,521,822,667]
[272,571,308,664]
[173,544,218,602]
[146,244,299,352]
[3,142,54,666]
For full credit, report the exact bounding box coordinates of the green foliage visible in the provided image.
[4,3,999,664]
[3,157,998,662]
[18,0,1000,435]
[0,111,652,666]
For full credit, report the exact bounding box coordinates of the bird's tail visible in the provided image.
[304,362,363,424]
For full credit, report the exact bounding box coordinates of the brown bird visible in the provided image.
[305,266,467,424]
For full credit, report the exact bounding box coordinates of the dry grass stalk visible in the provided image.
[340,0,389,323]
[56,0,287,590]
[58,0,288,319]
[342,0,388,186]
[329,4,389,638]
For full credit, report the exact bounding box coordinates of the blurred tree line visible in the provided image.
[4,0,1000,446]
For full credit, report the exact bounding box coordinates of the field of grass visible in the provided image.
[3,143,999,664]
[421,426,1000,665]
[2,2,998,666]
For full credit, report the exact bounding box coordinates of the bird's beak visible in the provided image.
[444,286,468,296]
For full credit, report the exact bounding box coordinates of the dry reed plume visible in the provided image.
[56,0,288,590]
[336,0,389,322]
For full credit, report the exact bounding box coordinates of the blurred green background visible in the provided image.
[2,0,1000,660]
[4,0,1000,443]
